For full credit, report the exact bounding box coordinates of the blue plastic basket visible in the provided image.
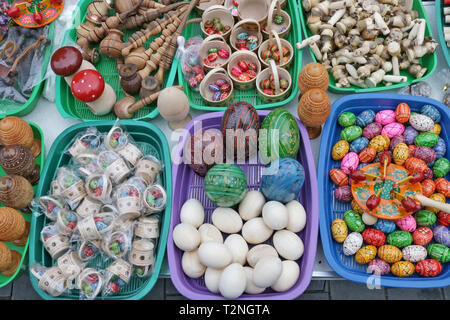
[317,93,450,288]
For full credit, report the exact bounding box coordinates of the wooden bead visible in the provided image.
[0,175,34,210]
[297,62,329,94]
[0,207,26,242]
[297,88,331,128]
[0,117,34,149]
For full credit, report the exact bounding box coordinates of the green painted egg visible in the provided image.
[259,108,299,164]
[386,231,413,248]
[433,158,450,178]
[427,244,450,263]
[340,126,362,142]
[414,132,439,147]
[338,112,356,127]
[344,210,365,233]
[415,210,437,227]
[204,164,247,207]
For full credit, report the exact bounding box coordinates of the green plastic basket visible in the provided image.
[436,0,450,69]
[55,0,178,121]
[0,122,45,288]
[28,120,172,300]
[297,0,437,93]
[177,0,302,111]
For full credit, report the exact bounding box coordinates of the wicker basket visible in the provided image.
[200,5,234,41]
[199,35,232,72]
[229,18,263,53]
[238,0,268,28]
[227,50,261,90]
[256,59,292,103]
[195,0,224,15]
[261,0,291,40]
[199,67,234,107]
[258,29,294,69]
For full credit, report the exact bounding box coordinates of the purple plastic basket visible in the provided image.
[167,110,319,300]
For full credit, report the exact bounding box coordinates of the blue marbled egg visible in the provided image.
[260,158,305,203]
[374,219,396,234]
[403,126,419,145]
[356,110,375,128]
[350,137,369,154]
[421,104,441,123]
[433,138,447,159]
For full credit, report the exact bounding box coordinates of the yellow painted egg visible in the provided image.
[369,135,390,153]
[332,140,349,160]
[331,219,348,243]
[355,245,377,264]
[351,199,364,214]
[378,245,403,263]
[425,193,446,214]
[391,261,415,277]
[393,143,409,165]
[425,123,441,135]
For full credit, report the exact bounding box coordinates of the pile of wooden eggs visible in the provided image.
[208,79,232,102]
[329,102,449,278]
[230,60,258,82]
[260,73,289,95]
[260,44,290,65]
[204,17,232,36]
[235,32,259,51]
[203,47,230,67]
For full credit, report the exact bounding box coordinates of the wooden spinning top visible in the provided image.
[297,62,329,96]
[0,145,39,183]
[0,250,21,277]
[0,175,34,210]
[297,88,331,139]
[0,207,26,242]
[0,117,34,149]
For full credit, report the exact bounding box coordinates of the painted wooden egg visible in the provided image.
[404,157,428,175]
[343,232,363,256]
[433,158,450,178]
[367,259,390,275]
[334,185,352,202]
[420,104,441,122]
[340,126,362,142]
[435,178,450,197]
[331,219,348,243]
[374,219,396,234]
[329,169,348,187]
[425,193,446,214]
[414,132,439,147]
[260,158,305,203]
[391,261,415,277]
[395,215,416,232]
[387,231,413,248]
[221,101,260,160]
[369,135,390,153]
[424,167,433,180]
[403,126,418,145]
[410,146,437,164]
[395,103,411,123]
[332,140,349,160]
[415,210,437,227]
[351,199,364,214]
[359,147,377,163]
[427,244,450,263]
[413,227,433,246]
[421,179,436,197]
[433,138,446,159]
[340,152,359,174]
[259,108,299,163]
[415,259,442,277]
[426,123,441,135]
[338,112,356,127]
[393,143,409,166]
[438,212,450,227]
[402,245,427,262]
[362,229,386,247]
[363,122,382,140]
[381,123,405,139]
[204,164,247,207]
[375,110,396,125]
[377,245,403,263]
[344,210,365,232]
[409,113,435,132]
[433,225,450,247]
[356,110,376,127]
[355,245,377,264]
[389,135,406,152]
[350,137,369,154]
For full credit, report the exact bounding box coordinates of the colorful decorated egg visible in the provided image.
[420,104,441,122]
[338,112,356,127]
[355,110,375,128]
[414,132,439,147]
[343,232,363,256]
[204,163,247,207]
[433,138,446,159]
[403,126,419,145]
[374,219,396,234]
[405,157,428,175]
[362,229,386,247]
[363,122,382,140]
[413,227,433,246]
[391,261,415,277]
[367,259,390,275]
[377,245,402,263]
[438,212,450,227]
[395,215,416,232]
[433,225,450,247]
[350,137,369,154]
[415,210,437,227]
[393,143,409,166]
[395,103,410,123]
[332,140,350,161]
[402,245,427,262]
[260,158,305,203]
[381,123,405,139]
[359,147,377,163]
[389,135,406,152]
[344,210,365,232]
[421,179,436,197]
[340,126,362,142]
[355,245,377,264]
[334,185,352,202]
[409,113,435,132]
[340,152,359,174]
[432,158,450,178]
[435,178,450,197]
[425,193,446,214]
[369,135,390,152]
[331,219,348,243]
[375,110,396,125]
[351,199,364,214]
[415,259,442,277]
[427,244,450,263]
[259,108,299,163]
[329,168,348,187]
[425,123,441,135]
[387,231,413,248]
[410,146,437,164]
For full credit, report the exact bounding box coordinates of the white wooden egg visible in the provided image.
[271,260,300,292]
[402,245,427,263]
[253,256,282,288]
[242,217,273,244]
[343,232,363,256]
[362,212,378,225]
[243,266,266,294]
[180,198,205,228]
[181,249,206,278]
[198,223,224,244]
[212,207,243,234]
[204,267,223,294]
[224,234,248,265]
[172,223,201,252]
[219,263,247,299]
[285,200,307,233]
[238,190,266,221]
[198,242,233,269]
[262,201,289,230]
[246,244,279,268]
[273,230,304,260]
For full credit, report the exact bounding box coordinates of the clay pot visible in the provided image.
[0,175,34,210]
[0,117,34,149]
[100,29,124,59]
[297,62,329,95]
[297,88,331,139]
[119,63,142,95]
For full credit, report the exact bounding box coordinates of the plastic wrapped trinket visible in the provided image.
[76,268,104,300]
[104,126,143,167]
[57,251,85,280]
[103,230,131,259]
[30,264,69,297]
[67,129,101,158]
[115,183,142,221]
[85,174,113,204]
[41,224,70,259]
[102,259,132,296]
[77,212,115,241]
[56,209,78,236]
[134,216,159,239]
[76,196,103,219]
[134,155,162,185]
[143,184,166,214]
[73,153,101,177]
[56,167,87,208]
[36,195,66,221]
[129,239,155,278]
[98,151,131,185]
[77,239,102,262]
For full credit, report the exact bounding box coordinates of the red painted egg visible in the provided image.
[413,227,433,246]
[415,259,442,277]
[359,147,377,163]
[438,211,450,226]
[395,102,411,123]
[329,168,348,187]
[435,178,450,197]
[362,229,386,247]
[405,157,428,175]
[421,179,436,197]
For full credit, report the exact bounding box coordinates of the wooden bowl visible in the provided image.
[199,35,232,72]
[230,18,263,53]
[258,29,294,69]
[238,0,268,28]
[227,50,261,90]
[200,5,234,41]
[256,60,292,103]
[200,67,234,107]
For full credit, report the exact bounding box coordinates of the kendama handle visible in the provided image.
[415,194,450,214]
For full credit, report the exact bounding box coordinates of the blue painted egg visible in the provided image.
[374,219,396,234]
[350,137,369,154]
[403,126,419,145]
[356,110,375,128]
[433,138,447,159]
[420,104,441,123]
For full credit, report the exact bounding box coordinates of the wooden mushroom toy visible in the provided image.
[50,46,97,85]
[0,117,34,150]
[297,62,329,96]
[297,88,331,139]
[157,86,191,130]
[70,69,116,116]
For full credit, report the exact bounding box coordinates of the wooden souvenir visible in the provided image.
[103,231,130,259]
[297,62,329,95]
[129,239,155,266]
[11,221,30,247]
[199,67,234,108]
[42,233,70,260]
[0,175,34,210]
[230,18,263,53]
[143,184,167,214]
[57,251,85,280]
[0,242,12,271]
[157,86,192,130]
[30,139,41,158]
[106,258,132,283]
[0,250,21,277]
[0,145,39,183]
[261,0,290,39]
[98,151,131,184]
[140,76,161,99]
[297,88,331,139]
[99,29,124,59]
[135,216,159,239]
[200,4,234,41]
[84,174,113,204]
[199,34,232,72]
[116,184,142,221]
[119,63,142,95]
[76,268,103,299]
[35,266,68,297]
[0,117,34,150]
[204,164,247,207]
[134,156,161,185]
[255,60,292,103]
[238,0,268,28]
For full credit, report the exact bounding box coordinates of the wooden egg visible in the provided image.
[343,232,363,256]
[369,135,390,153]
[340,152,359,175]
[377,245,402,263]
[355,110,375,127]
[404,157,428,175]
[367,259,390,275]
[204,164,247,207]
[438,212,450,227]
[415,210,436,227]
[427,244,450,263]
[413,227,433,246]
[334,185,352,202]
[425,123,441,135]
[435,178,449,197]
[395,102,410,123]
[393,143,409,165]
[386,231,413,248]
[340,126,362,142]
[425,193,445,214]
[375,110,396,125]
[415,259,442,277]
[355,245,377,264]
[410,146,436,164]
[297,62,329,94]
[414,132,439,147]
[374,219,396,234]
[331,219,347,243]
[433,158,450,178]
[409,113,434,132]
[389,135,406,152]
[0,207,26,242]
[0,117,34,149]
[362,229,386,247]
[363,122,382,140]
[332,140,349,160]
[402,245,427,263]
[344,209,364,232]
[329,168,348,187]
[351,199,364,214]
[433,138,446,159]
[0,175,34,210]
[433,225,450,247]
[359,147,377,163]
[391,261,415,277]
[421,179,436,197]
[381,123,405,139]
[297,88,331,138]
[157,87,191,130]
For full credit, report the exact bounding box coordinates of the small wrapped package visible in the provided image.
[57,251,85,281]
[30,264,70,297]
[134,155,162,185]
[104,125,143,167]
[76,239,102,262]
[67,128,102,158]
[56,209,78,236]
[143,184,167,214]
[134,216,159,240]
[129,239,155,278]
[56,167,87,209]
[84,173,113,204]
[103,230,131,259]
[115,183,142,221]
[41,224,70,259]
[73,153,101,177]
[98,150,131,185]
[77,212,115,241]
[35,195,67,221]
[76,196,102,219]
[76,268,104,300]
[102,258,132,296]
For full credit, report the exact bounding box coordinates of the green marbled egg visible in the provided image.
[344,209,365,233]
[433,157,450,178]
[338,112,357,127]
[427,244,450,263]
[386,231,413,248]
[204,163,248,207]
[415,210,437,227]
[340,126,362,142]
[259,108,299,164]
[414,132,439,147]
